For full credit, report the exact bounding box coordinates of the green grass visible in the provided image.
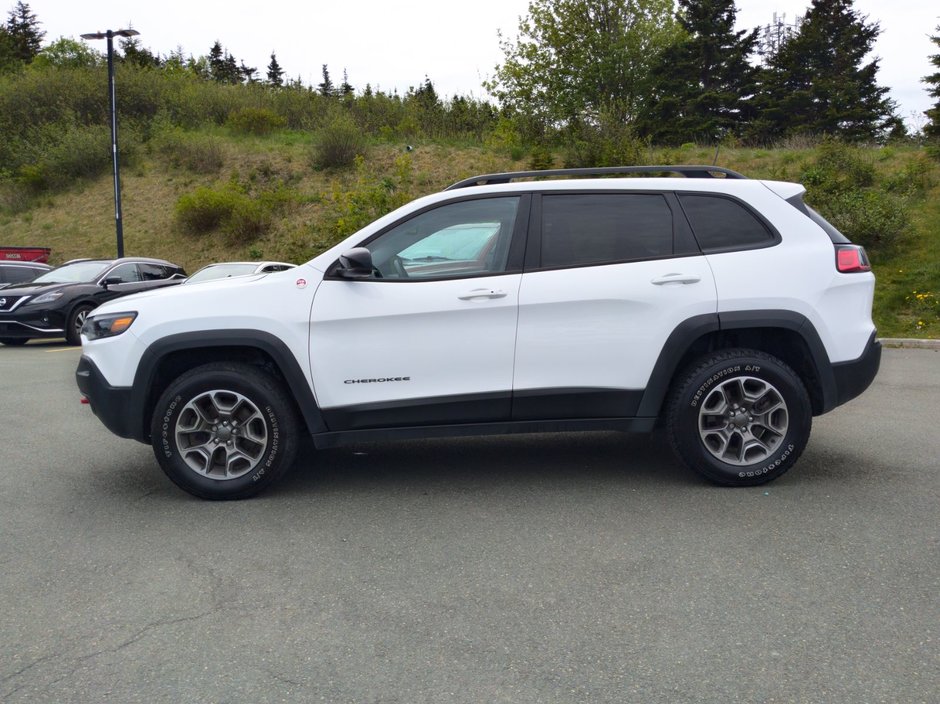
[0,137,937,338]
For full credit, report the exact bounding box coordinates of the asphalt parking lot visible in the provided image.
[1,343,937,703]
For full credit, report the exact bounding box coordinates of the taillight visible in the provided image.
[835,245,871,273]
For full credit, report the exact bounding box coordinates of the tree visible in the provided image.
[32,36,101,69]
[752,0,899,142]
[5,1,43,62]
[637,0,759,144]
[207,41,241,83]
[238,60,257,83]
[119,34,160,68]
[340,68,353,96]
[266,51,284,87]
[318,64,334,96]
[924,26,940,138]
[486,0,682,132]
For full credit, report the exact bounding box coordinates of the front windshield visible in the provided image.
[186,263,258,284]
[31,260,112,284]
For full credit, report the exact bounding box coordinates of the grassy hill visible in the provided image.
[1,130,938,338]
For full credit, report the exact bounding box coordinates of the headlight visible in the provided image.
[30,290,64,305]
[82,312,137,340]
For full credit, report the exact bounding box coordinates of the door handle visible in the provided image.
[458,289,508,300]
[651,273,701,285]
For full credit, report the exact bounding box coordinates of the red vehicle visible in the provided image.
[0,246,51,263]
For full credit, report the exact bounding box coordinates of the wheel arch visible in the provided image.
[638,311,836,420]
[132,330,326,442]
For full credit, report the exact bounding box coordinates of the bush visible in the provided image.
[311,116,367,169]
[226,107,286,136]
[175,186,239,233]
[563,120,645,168]
[152,127,224,174]
[16,124,130,192]
[175,179,297,243]
[811,189,910,252]
[802,140,911,252]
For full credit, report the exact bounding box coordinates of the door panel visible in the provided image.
[310,275,522,426]
[513,257,717,418]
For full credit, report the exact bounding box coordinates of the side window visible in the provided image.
[139,263,170,281]
[540,194,673,268]
[105,263,141,283]
[678,194,774,252]
[367,197,520,280]
[5,266,42,284]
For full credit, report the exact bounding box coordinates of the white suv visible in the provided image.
[75,166,881,499]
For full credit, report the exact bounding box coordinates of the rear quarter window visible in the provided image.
[540,193,674,268]
[678,194,776,252]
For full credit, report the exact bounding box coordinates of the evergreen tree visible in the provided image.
[340,68,353,96]
[924,26,940,138]
[119,34,160,68]
[207,42,241,84]
[318,64,334,96]
[752,0,898,142]
[638,0,758,144]
[5,1,43,62]
[238,60,257,83]
[266,51,284,87]
[208,40,225,79]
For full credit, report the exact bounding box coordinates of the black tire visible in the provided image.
[150,362,300,500]
[66,303,95,345]
[0,338,28,346]
[665,348,811,486]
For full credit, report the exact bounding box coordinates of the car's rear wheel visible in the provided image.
[0,337,28,346]
[150,362,300,500]
[666,349,812,486]
[66,303,95,345]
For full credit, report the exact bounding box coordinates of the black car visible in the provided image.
[0,260,52,288]
[0,257,186,346]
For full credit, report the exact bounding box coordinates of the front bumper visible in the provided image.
[76,355,144,442]
[831,331,881,407]
[0,315,65,339]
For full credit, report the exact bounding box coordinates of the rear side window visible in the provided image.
[540,194,673,268]
[678,194,774,252]
[2,265,43,284]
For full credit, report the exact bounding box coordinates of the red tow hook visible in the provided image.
[80,396,90,405]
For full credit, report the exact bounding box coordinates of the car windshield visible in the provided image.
[31,260,112,284]
[186,263,259,284]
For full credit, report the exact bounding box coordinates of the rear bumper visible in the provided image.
[76,355,143,442]
[831,331,881,408]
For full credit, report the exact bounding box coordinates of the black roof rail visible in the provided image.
[445,165,747,190]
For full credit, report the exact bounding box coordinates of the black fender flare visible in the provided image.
[131,330,326,441]
[636,311,837,418]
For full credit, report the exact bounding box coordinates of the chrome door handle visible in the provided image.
[458,289,508,300]
[651,273,701,285]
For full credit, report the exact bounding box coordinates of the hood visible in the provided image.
[0,281,73,297]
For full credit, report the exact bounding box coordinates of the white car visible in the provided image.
[183,261,295,284]
[76,166,881,499]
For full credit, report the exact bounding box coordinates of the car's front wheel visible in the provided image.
[666,349,812,486]
[150,362,300,500]
[66,303,95,345]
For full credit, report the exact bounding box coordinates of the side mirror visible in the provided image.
[334,247,375,279]
[101,276,122,288]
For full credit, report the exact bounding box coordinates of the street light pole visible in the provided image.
[80,28,139,259]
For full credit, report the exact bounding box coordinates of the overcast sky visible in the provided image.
[23,0,940,130]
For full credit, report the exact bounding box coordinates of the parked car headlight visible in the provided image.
[82,312,137,340]
[30,290,64,305]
